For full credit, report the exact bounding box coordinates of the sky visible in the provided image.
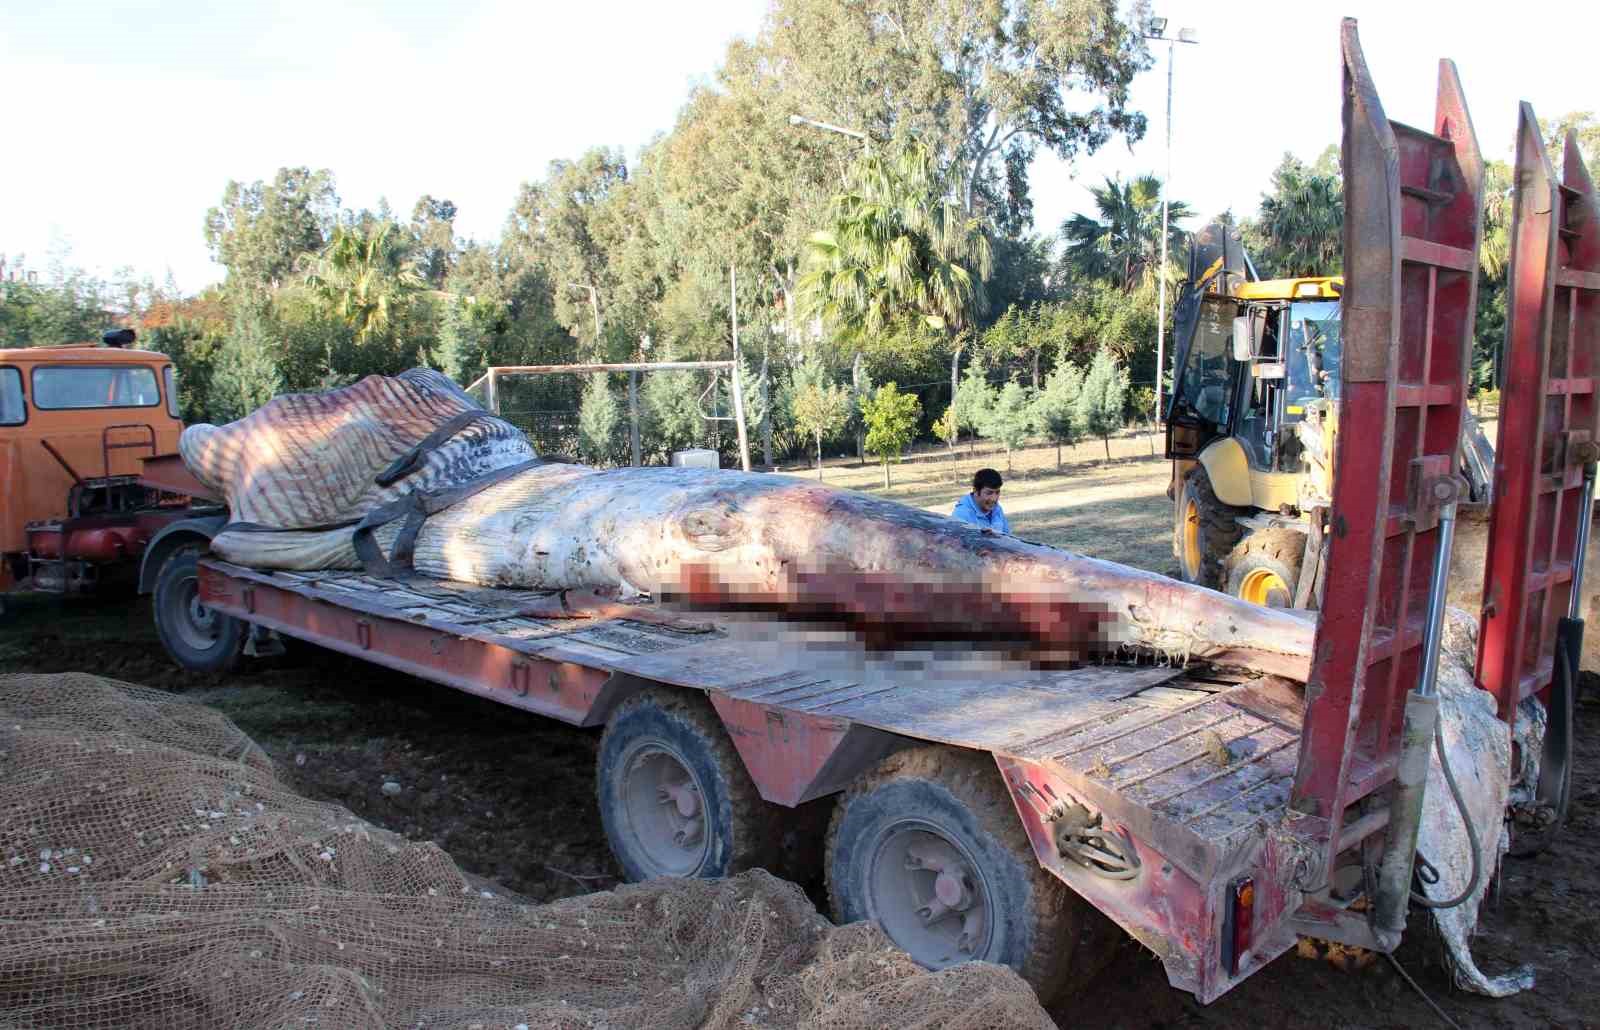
[3,0,1596,296]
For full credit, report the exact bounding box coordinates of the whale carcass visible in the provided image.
[178,370,1314,679]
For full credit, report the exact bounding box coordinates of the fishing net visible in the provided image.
[0,672,1054,1029]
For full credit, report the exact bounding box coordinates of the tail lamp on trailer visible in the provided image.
[1219,876,1255,976]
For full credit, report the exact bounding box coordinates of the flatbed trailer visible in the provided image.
[193,558,1305,1000]
[143,21,1599,1008]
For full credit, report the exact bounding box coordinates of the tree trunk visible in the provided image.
[760,340,772,470]
[1032,349,1040,391]
[950,339,962,411]
[1103,434,1111,461]
[816,433,823,481]
[852,351,866,464]
[883,459,891,490]
[1056,440,1061,471]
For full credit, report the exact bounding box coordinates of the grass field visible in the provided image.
[777,427,1179,575]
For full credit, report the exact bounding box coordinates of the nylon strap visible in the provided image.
[373,409,497,488]
[351,458,543,579]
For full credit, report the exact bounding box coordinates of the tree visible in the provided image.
[861,382,922,488]
[799,140,993,406]
[299,220,425,345]
[1045,282,1157,385]
[980,303,1052,388]
[1254,153,1343,277]
[0,266,113,347]
[950,365,997,453]
[641,370,704,461]
[209,310,284,423]
[204,167,338,294]
[577,374,624,466]
[747,0,1150,224]
[791,368,852,480]
[505,149,631,359]
[933,403,961,458]
[979,379,1035,470]
[1543,110,1600,169]
[1473,159,1515,392]
[409,195,459,289]
[1062,175,1192,291]
[1032,362,1085,469]
[1075,347,1128,460]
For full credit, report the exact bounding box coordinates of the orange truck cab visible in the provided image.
[0,331,214,596]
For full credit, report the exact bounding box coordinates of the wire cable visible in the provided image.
[1409,720,1482,910]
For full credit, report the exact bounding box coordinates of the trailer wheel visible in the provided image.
[1224,527,1307,608]
[1177,466,1245,589]
[153,546,244,674]
[826,745,1097,1004]
[597,689,777,881]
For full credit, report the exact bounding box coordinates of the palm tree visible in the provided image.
[799,141,994,404]
[300,221,425,342]
[1062,175,1192,291]
[1256,164,1343,277]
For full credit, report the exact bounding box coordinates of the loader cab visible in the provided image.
[1167,279,1344,473]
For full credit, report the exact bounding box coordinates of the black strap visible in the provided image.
[374,410,495,487]
[351,458,543,579]
[224,517,362,534]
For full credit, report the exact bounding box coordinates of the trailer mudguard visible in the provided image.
[137,514,228,594]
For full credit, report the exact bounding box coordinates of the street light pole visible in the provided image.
[1141,19,1198,425]
[787,113,868,143]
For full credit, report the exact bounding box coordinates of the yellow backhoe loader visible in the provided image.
[1163,223,1494,607]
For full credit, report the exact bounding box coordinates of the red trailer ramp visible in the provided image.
[1475,108,1600,852]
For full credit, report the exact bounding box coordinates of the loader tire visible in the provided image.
[825,745,1118,1005]
[1177,466,1246,590]
[1224,527,1307,609]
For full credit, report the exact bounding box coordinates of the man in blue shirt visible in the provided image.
[951,468,1011,535]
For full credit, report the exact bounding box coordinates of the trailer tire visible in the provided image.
[153,545,245,674]
[1177,466,1246,589]
[826,745,1098,1005]
[597,689,777,882]
[1224,527,1307,608]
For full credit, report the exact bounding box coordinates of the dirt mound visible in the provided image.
[0,672,1053,1029]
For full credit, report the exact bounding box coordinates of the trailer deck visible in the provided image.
[198,557,1310,997]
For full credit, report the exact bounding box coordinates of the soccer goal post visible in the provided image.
[466,361,751,472]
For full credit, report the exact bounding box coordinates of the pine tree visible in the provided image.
[792,374,853,480]
[1075,347,1129,461]
[641,370,703,461]
[577,374,623,466]
[861,382,923,488]
[950,365,996,455]
[210,311,284,422]
[979,379,1035,471]
[1032,362,1085,469]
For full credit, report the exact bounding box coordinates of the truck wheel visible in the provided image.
[1177,467,1245,589]
[153,546,245,674]
[1224,527,1307,608]
[826,746,1096,1004]
[597,689,777,881]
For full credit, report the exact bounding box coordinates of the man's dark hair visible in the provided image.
[972,468,1003,492]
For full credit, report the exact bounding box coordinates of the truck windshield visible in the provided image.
[1174,298,1235,428]
[1285,301,1342,418]
[32,366,161,410]
[0,368,23,425]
